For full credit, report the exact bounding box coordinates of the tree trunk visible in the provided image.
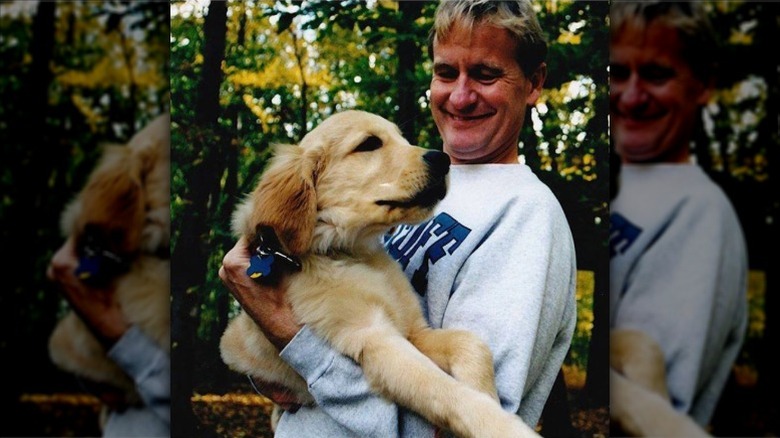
[171,1,227,436]
[3,3,62,431]
[584,79,611,410]
[395,1,424,144]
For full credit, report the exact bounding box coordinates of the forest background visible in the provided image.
[0,1,777,437]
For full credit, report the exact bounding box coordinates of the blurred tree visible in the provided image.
[698,2,778,434]
[1,4,61,432]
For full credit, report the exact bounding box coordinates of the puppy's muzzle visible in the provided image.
[376,150,450,209]
[423,150,450,181]
[419,150,450,206]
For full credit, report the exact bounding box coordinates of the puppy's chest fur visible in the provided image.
[286,249,426,347]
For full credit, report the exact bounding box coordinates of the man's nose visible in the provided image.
[616,75,649,110]
[449,76,478,110]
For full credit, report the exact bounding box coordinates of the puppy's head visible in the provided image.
[60,114,170,285]
[235,110,449,255]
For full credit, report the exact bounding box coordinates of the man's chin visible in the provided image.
[444,141,485,160]
[615,143,662,162]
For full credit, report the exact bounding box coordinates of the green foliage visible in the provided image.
[699,1,776,183]
[567,270,595,370]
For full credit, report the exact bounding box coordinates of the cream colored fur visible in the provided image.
[610,328,710,437]
[220,110,539,438]
[48,114,171,408]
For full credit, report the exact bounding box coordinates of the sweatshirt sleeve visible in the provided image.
[613,196,748,423]
[441,189,578,426]
[277,325,403,437]
[107,325,171,428]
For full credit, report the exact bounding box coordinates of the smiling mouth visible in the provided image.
[616,109,665,123]
[447,112,492,122]
[376,182,447,209]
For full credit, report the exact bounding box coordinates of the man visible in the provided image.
[220,1,577,436]
[609,1,748,433]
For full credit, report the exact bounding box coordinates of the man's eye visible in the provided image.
[354,135,383,152]
[639,65,675,84]
[610,64,630,82]
[434,66,458,80]
[474,68,501,83]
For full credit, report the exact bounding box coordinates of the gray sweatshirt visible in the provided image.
[275,164,578,437]
[103,325,170,437]
[610,163,748,425]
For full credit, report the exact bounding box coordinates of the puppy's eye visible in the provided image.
[354,135,383,152]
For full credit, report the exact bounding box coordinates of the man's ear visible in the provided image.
[525,62,547,106]
[696,76,715,106]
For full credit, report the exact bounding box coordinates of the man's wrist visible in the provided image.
[85,314,131,349]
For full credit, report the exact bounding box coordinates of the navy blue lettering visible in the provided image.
[385,213,471,296]
[610,212,642,258]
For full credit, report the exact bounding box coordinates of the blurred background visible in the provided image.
[607,2,778,436]
[0,1,168,436]
[691,3,778,436]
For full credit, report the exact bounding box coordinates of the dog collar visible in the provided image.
[246,225,302,285]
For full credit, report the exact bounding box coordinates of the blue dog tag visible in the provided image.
[75,255,102,280]
[247,252,275,279]
[245,226,302,285]
[73,240,128,287]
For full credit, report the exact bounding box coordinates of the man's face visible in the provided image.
[430,22,544,164]
[610,21,712,163]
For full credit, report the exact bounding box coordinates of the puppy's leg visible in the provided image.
[219,312,312,404]
[116,257,171,351]
[610,328,669,399]
[341,314,537,438]
[610,368,709,437]
[409,327,499,402]
[49,312,135,393]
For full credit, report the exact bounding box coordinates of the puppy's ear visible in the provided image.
[237,144,318,256]
[76,145,146,255]
[60,197,83,238]
[129,119,171,254]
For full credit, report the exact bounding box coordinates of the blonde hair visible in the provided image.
[428,0,548,75]
[611,1,719,79]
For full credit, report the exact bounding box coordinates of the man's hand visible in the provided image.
[219,237,302,351]
[221,237,307,411]
[47,236,131,347]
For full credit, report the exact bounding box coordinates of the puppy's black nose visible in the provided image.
[423,150,450,178]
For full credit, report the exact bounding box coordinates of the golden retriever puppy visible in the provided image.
[48,114,170,409]
[220,110,538,438]
[610,329,710,437]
